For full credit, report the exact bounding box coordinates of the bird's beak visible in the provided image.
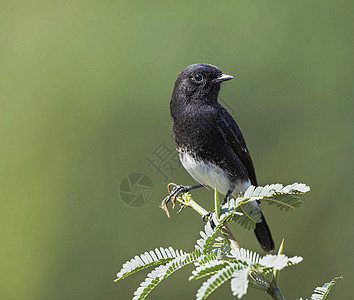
[213,73,234,83]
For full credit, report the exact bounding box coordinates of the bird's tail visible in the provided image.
[254,213,274,252]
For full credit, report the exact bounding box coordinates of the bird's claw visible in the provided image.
[221,190,233,205]
[177,205,185,214]
[202,211,216,228]
[202,211,212,222]
[165,184,186,206]
[166,183,203,206]
[161,183,203,218]
[161,184,189,218]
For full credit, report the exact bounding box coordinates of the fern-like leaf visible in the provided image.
[264,193,303,211]
[214,245,232,259]
[190,260,238,281]
[258,254,303,274]
[223,183,309,230]
[298,276,342,300]
[132,250,201,300]
[244,183,310,199]
[196,252,218,266]
[239,183,310,212]
[132,263,167,300]
[115,247,185,281]
[195,220,216,254]
[230,267,250,299]
[232,203,262,230]
[195,210,236,254]
[231,248,303,272]
[196,264,240,300]
[212,236,226,248]
[231,248,261,266]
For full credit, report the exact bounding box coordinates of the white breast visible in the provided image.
[179,152,251,196]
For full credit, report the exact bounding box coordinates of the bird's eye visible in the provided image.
[194,74,203,82]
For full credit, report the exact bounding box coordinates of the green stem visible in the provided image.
[249,273,286,300]
[267,284,286,300]
[175,194,208,216]
[188,198,208,216]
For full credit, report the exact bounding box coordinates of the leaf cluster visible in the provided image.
[114,183,340,299]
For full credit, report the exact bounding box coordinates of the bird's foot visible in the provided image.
[160,183,203,218]
[202,211,212,222]
[221,190,234,205]
[165,183,203,206]
[202,211,216,229]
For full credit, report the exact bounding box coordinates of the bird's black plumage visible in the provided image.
[170,63,274,252]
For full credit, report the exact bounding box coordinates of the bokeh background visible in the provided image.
[1,1,353,299]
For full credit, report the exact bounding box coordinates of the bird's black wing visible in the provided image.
[216,106,258,186]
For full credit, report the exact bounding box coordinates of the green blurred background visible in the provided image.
[1,1,353,299]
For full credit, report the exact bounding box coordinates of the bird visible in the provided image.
[168,63,274,252]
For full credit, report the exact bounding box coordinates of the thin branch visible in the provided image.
[220,223,240,251]
[267,284,286,300]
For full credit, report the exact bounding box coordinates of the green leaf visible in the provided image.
[231,248,303,274]
[299,276,342,300]
[237,183,310,210]
[132,263,167,300]
[258,254,303,272]
[244,183,310,198]
[232,248,260,266]
[264,193,303,211]
[132,250,201,300]
[232,203,262,230]
[196,264,240,300]
[211,238,231,259]
[190,261,236,281]
[196,252,218,266]
[230,268,250,299]
[223,183,309,230]
[195,221,216,254]
[196,210,238,254]
[115,247,185,281]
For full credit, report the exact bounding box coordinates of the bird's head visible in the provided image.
[171,63,233,107]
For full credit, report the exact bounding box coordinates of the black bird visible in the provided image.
[168,63,274,252]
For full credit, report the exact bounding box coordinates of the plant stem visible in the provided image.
[220,223,240,251]
[249,273,286,300]
[186,197,209,216]
[267,284,286,300]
